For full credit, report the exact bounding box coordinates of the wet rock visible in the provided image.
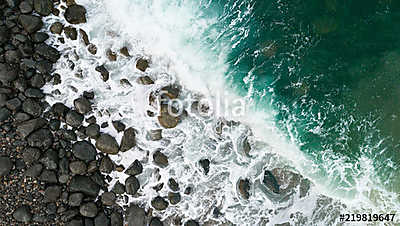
[25,163,42,177]
[125,176,140,195]
[68,193,83,207]
[158,105,179,129]
[25,88,44,98]
[101,122,108,128]
[66,219,83,226]
[19,1,33,14]
[88,44,97,55]
[80,202,97,217]
[0,26,9,44]
[151,196,168,211]
[39,169,57,183]
[27,128,53,149]
[136,58,149,72]
[161,84,180,99]
[264,168,302,195]
[0,94,7,107]
[168,192,181,205]
[124,160,142,176]
[6,97,22,111]
[148,129,162,141]
[13,206,32,223]
[136,76,154,85]
[64,5,87,24]
[22,98,42,117]
[19,15,43,33]
[85,123,100,139]
[95,211,110,226]
[63,129,77,141]
[72,140,97,161]
[168,178,179,191]
[106,49,117,61]
[99,156,114,173]
[50,22,63,34]
[0,63,18,82]
[153,150,168,167]
[79,29,89,45]
[44,185,61,202]
[15,112,30,122]
[74,97,91,114]
[101,192,116,206]
[30,74,45,88]
[0,108,10,122]
[51,102,69,117]
[0,157,12,177]
[112,181,125,194]
[34,0,53,16]
[5,50,21,64]
[125,205,145,226]
[69,175,100,197]
[95,65,109,82]
[66,110,83,127]
[69,161,87,175]
[120,78,132,87]
[96,133,119,154]
[120,47,130,57]
[64,26,77,40]
[263,170,280,194]
[184,220,199,226]
[238,179,250,199]
[40,150,58,170]
[110,211,123,226]
[16,118,47,138]
[112,120,125,132]
[199,159,210,175]
[31,32,49,43]
[22,147,41,164]
[150,217,163,226]
[300,178,311,198]
[35,43,60,63]
[120,127,136,152]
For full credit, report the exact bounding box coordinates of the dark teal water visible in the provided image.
[200,0,400,196]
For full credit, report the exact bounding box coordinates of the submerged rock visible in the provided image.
[158,105,179,129]
[120,47,130,57]
[106,49,117,61]
[64,5,87,24]
[263,170,280,194]
[79,29,90,45]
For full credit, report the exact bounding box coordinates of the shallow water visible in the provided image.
[43,0,400,225]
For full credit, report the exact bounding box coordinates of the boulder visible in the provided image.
[64,5,87,24]
[33,0,53,16]
[72,141,97,161]
[125,205,145,226]
[96,133,119,154]
[19,15,43,33]
[0,63,18,82]
[69,175,100,197]
[120,127,135,152]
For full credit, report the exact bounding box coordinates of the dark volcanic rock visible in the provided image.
[64,5,87,24]
[95,65,109,82]
[112,120,125,132]
[150,217,163,226]
[69,161,86,175]
[34,0,53,16]
[125,160,142,176]
[153,150,168,167]
[158,105,179,129]
[88,44,97,55]
[95,211,110,226]
[112,181,125,194]
[74,97,91,114]
[39,169,57,183]
[19,1,33,14]
[5,97,22,111]
[184,220,199,226]
[101,192,116,206]
[16,118,47,138]
[199,159,210,175]
[96,133,119,154]
[79,29,89,45]
[25,163,42,177]
[22,98,42,117]
[79,202,97,217]
[13,205,32,223]
[40,150,58,170]
[0,107,10,122]
[64,26,77,40]
[136,76,154,85]
[68,193,83,207]
[0,26,9,44]
[238,179,250,199]
[27,128,53,149]
[22,147,41,164]
[65,110,83,127]
[44,185,61,202]
[168,192,181,205]
[125,176,140,195]
[110,211,123,226]
[263,170,280,194]
[168,178,179,191]
[72,141,97,161]
[106,49,117,61]
[35,43,60,63]
[51,102,69,117]
[99,156,113,174]
[125,205,145,226]
[136,58,149,72]
[0,63,18,82]
[120,127,136,152]
[148,129,162,141]
[69,175,100,197]
[50,22,63,34]
[0,157,12,177]
[85,123,100,138]
[19,15,43,33]
[31,32,49,43]
[120,47,130,57]
[151,196,168,211]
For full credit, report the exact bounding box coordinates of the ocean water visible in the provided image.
[42,0,400,225]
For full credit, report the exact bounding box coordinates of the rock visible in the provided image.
[40,150,58,170]
[112,120,125,132]
[35,43,60,63]
[110,211,123,226]
[125,205,145,226]
[24,88,44,99]
[80,202,98,217]
[184,220,199,226]
[19,1,33,14]
[22,98,42,117]
[66,219,83,226]
[19,15,43,33]
[95,211,110,226]
[101,122,108,128]
[99,156,114,173]
[0,108,10,122]
[238,179,250,199]
[0,94,7,107]
[101,192,116,206]
[136,76,154,85]
[31,32,49,43]
[64,5,87,24]
[112,181,125,194]
[124,160,142,176]
[120,78,132,87]
[5,50,22,64]
[148,129,162,141]
[168,192,181,205]
[22,147,41,164]
[161,85,180,99]
[74,97,91,114]
[136,58,149,72]
[96,133,119,154]
[69,161,87,175]
[44,185,61,202]
[0,63,18,82]
[13,206,32,223]
[199,159,210,175]
[125,176,140,195]
[39,169,57,183]
[158,105,179,129]
[27,129,53,149]
[0,26,9,44]
[168,178,179,191]
[72,141,97,161]
[88,44,97,55]
[0,157,12,177]
[120,127,136,152]
[264,168,302,195]
[150,217,163,226]
[95,65,109,82]
[106,49,117,61]
[63,129,77,141]
[65,110,83,127]
[68,193,84,207]
[50,22,63,34]
[25,163,42,177]
[51,102,69,117]
[15,112,31,122]
[153,150,168,167]
[6,97,22,111]
[64,26,77,40]
[30,74,45,88]
[263,170,280,194]
[79,29,89,45]
[85,123,100,138]
[151,196,168,211]
[120,47,130,57]
[69,175,100,197]
[33,0,53,16]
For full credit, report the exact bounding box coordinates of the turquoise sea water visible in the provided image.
[196,0,400,199]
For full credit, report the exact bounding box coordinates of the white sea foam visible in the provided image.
[41,0,399,225]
